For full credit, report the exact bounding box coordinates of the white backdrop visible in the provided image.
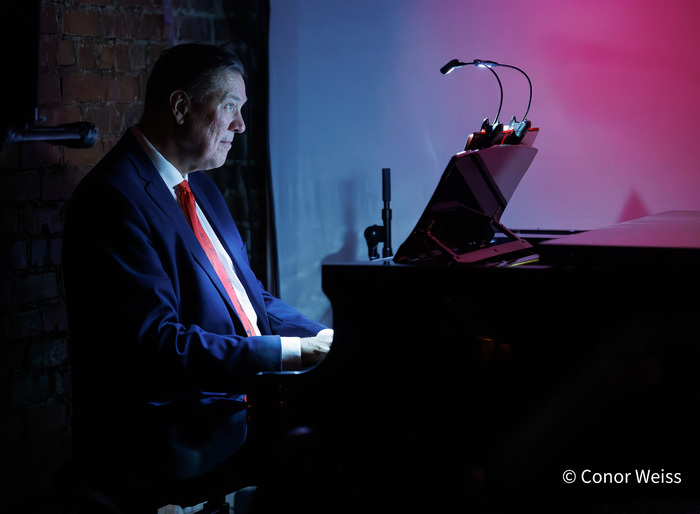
[268,0,700,324]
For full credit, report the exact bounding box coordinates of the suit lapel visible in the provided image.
[121,132,236,317]
[120,131,185,234]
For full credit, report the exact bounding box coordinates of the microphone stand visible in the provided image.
[381,167,392,258]
[364,168,393,260]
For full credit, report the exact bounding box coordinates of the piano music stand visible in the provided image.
[394,143,538,264]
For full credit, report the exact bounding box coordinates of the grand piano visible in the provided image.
[249,143,700,514]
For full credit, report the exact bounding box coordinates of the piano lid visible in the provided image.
[537,210,700,266]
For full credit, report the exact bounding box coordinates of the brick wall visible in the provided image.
[0,0,271,507]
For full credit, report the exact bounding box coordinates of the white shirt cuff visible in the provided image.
[280,329,333,371]
[280,336,302,371]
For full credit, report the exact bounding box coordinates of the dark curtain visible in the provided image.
[214,0,279,296]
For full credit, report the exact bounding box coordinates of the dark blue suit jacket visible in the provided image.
[63,129,326,482]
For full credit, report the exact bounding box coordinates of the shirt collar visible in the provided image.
[131,126,187,197]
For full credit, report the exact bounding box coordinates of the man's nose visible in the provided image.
[231,112,245,133]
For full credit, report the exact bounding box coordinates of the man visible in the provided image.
[62,43,332,492]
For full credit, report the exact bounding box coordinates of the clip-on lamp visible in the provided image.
[441,59,533,150]
[391,58,538,265]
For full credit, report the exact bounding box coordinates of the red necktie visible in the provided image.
[176,180,257,337]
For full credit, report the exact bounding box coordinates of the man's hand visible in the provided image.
[300,331,333,368]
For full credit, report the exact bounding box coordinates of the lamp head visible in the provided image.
[440,59,466,75]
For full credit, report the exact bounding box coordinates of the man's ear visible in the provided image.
[169,90,190,125]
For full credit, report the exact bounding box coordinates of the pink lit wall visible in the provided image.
[269,0,700,322]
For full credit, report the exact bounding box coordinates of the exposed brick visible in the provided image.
[163,18,174,42]
[30,239,48,267]
[27,339,68,371]
[85,103,124,134]
[9,240,29,270]
[4,308,42,340]
[150,42,168,63]
[102,11,133,39]
[55,39,75,66]
[97,45,112,70]
[12,374,52,406]
[113,44,132,72]
[49,237,63,266]
[42,303,68,333]
[137,13,165,39]
[26,404,67,436]
[120,0,160,7]
[124,102,144,128]
[62,72,102,103]
[37,105,83,126]
[22,204,63,236]
[63,139,104,167]
[192,0,218,13]
[63,8,100,37]
[20,142,62,169]
[42,167,85,202]
[16,272,59,304]
[170,0,190,10]
[178,15,214,43]
[37,71,62,105]
[97,44,117,70]
[77,44,97,71]
[39,2,61,35]
[102,73,140,103]
[27,431,72,468]
[128,43,150,71]
[55,369,70,396]
[39,36,58,72]
[100,135,121,156]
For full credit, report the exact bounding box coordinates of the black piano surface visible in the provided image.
[249,211,700,513]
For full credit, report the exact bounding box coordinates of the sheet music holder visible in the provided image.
[394,143,538,264]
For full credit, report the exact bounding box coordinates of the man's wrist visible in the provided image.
[280,336,302,371]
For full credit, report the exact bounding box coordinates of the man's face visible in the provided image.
[179,70,247,172]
